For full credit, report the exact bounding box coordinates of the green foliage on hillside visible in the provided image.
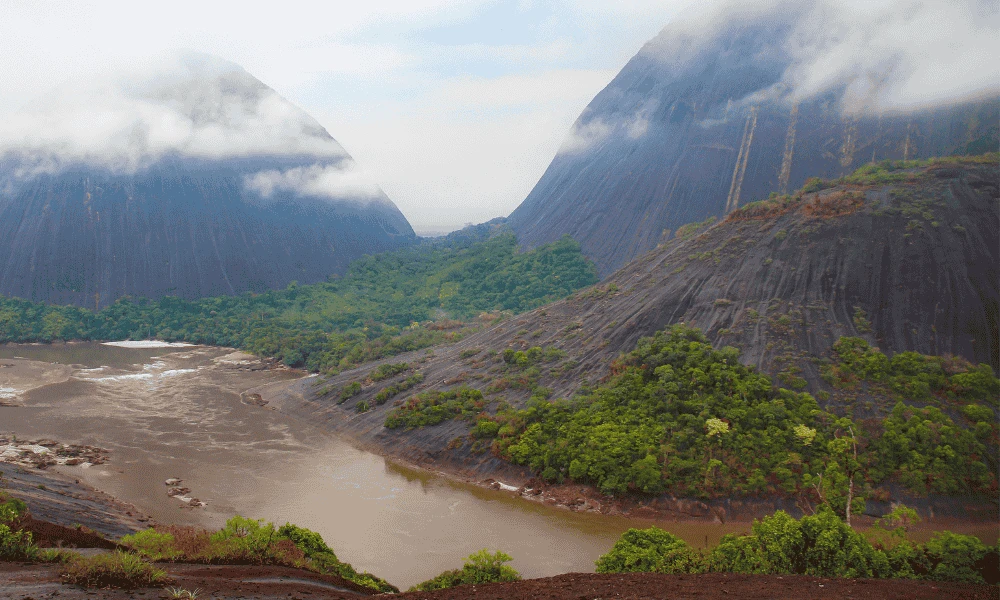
[596,507,998,584]
[0,494,34,561]
[384,388,486,429]
[824,337,1000,403]
[595,528,705,574]
[409,549,521,592]
[120,516,397,593]
[393,325,997,506]
[0,232,597,374]
[484,326,998,500]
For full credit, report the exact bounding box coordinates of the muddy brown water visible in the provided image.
[0,343,995,589]
[0,343,746,587]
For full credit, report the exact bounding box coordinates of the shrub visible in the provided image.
[923,532,990,583]
[0,500,36,561]
[596,527,705,574]
[339,382,362,403]
[384,387,485,429]
[709,508,889,578]
[370,362,410,382]
[410,549,521,591]
[60,551,168,589]
[120,529,181,561]
[277,523,397,593]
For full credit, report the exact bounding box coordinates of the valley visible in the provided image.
[0,342,751,589]
[0,3,997,595]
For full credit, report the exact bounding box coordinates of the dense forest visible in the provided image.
[385,325,1000,509]
[0,230,598,373]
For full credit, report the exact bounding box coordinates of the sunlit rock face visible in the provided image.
[508,12,999,277]
[0,54,415,307]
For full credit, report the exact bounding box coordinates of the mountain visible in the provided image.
[278,157,998,487]
[507,15,999,277]
[0,55,415,307]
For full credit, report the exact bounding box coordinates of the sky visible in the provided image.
[0,0,690,234]
[2,1,996,234]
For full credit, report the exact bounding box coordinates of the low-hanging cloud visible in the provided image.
[558,118,614,154]
[648,0,1000,115]
[245,162,384,202]
[0,52,348,177]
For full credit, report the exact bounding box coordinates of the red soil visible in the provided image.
[2,564,995,600]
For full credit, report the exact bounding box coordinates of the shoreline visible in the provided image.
[252,371,1000,541]
[2,340,996,549]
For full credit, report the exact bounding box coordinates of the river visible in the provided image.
[0,342,747,588]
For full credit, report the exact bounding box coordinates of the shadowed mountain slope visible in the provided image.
[282,157,998,483]
[508,15,999,277]
[0,56,414,307]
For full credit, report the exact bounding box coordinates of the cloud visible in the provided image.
[245,162,383,202]
[0,53,349,177]
[641,0,1000,115]
[558,118,614,154]
[556,99,656,155]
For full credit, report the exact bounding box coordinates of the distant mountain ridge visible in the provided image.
[508,17,999,276]
[0,55,415,307]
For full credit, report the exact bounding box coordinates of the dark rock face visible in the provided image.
[0,158,414,306]
[508,17,1000,277]
[298,162,999,458]
[0,57,415,307]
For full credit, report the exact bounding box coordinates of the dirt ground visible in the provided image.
[1,565,995,600]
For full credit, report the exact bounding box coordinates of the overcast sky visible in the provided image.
[1,1,691,234]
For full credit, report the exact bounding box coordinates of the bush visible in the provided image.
[277,523,398,593]
[410,549,521,591]
[923,532,990,583]
[596,527,705,574]
[709,508,889,578]
[339,382,362,403]
[61,551,168,589]
[120,529,181,561]
[384,387,485,429]
[0,500,36,561]
[121,519,397,593]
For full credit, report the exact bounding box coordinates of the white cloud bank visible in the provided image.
[645,0,1000,115]
[0,53,347,177]
[245,162,384,202]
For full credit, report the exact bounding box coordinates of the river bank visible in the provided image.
[254,371,1000,543]
[1,340,995,590]
[0,342,740,588]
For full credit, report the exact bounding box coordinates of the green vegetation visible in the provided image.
[823,336,1000,404]
[409,549,521,591]
[674,216,717,240]
[276,523,397,593]
[121,516,396,593]
[373,372,425,405]
[595,528,704,574]
[60,551,168,589]
[0,494,33,560]
[370,362,410,382]
[0,232,597,374]
[384,388,485,429]
[731,153,998,222]
[391,325,998,508]
[596,507,998,584]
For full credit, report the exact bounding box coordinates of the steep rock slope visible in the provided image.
[277,158,998,482]
[508,15,999,276]
[0,56,414,306]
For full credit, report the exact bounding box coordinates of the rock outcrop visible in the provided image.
[508,14,999,276]
[0,54,415,306]
[286,159,998,482]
